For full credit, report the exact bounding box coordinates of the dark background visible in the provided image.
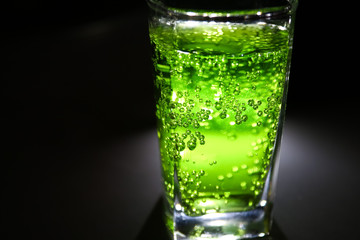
[3,1,359,240]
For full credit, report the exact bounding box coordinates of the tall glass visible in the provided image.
[147,0,298,239]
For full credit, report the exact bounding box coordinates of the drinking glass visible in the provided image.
[146,0,298,239]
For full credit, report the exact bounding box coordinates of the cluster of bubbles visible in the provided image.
[163,129,206,162]
[167,100,210,131]
[161,85,282,216]
[150,22,289,216]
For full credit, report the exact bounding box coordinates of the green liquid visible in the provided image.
[150,20,290,216]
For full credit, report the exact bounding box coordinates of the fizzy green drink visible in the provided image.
[150,20,290,218]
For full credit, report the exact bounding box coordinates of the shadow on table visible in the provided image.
[136,197,287,240]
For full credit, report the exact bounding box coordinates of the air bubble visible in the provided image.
[215,102,222,110]
[169,112,177,119]
[187,140,197,150]
[169,102,176,109]
[220,111,227,119]
[217,175,225,181]
[193,120,200,129]
[177,141,186,151]
[170,132,178,140]
[170,120,178,129]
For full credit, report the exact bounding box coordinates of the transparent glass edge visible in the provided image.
[147,0,298,19]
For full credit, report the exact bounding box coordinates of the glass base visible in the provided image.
[168,207,271,240]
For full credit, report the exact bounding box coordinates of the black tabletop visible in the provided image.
[3,2,359,240]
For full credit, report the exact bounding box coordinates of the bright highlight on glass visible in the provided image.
[147,0,298,239]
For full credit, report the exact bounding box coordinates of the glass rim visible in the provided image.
[147,0,298,20]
